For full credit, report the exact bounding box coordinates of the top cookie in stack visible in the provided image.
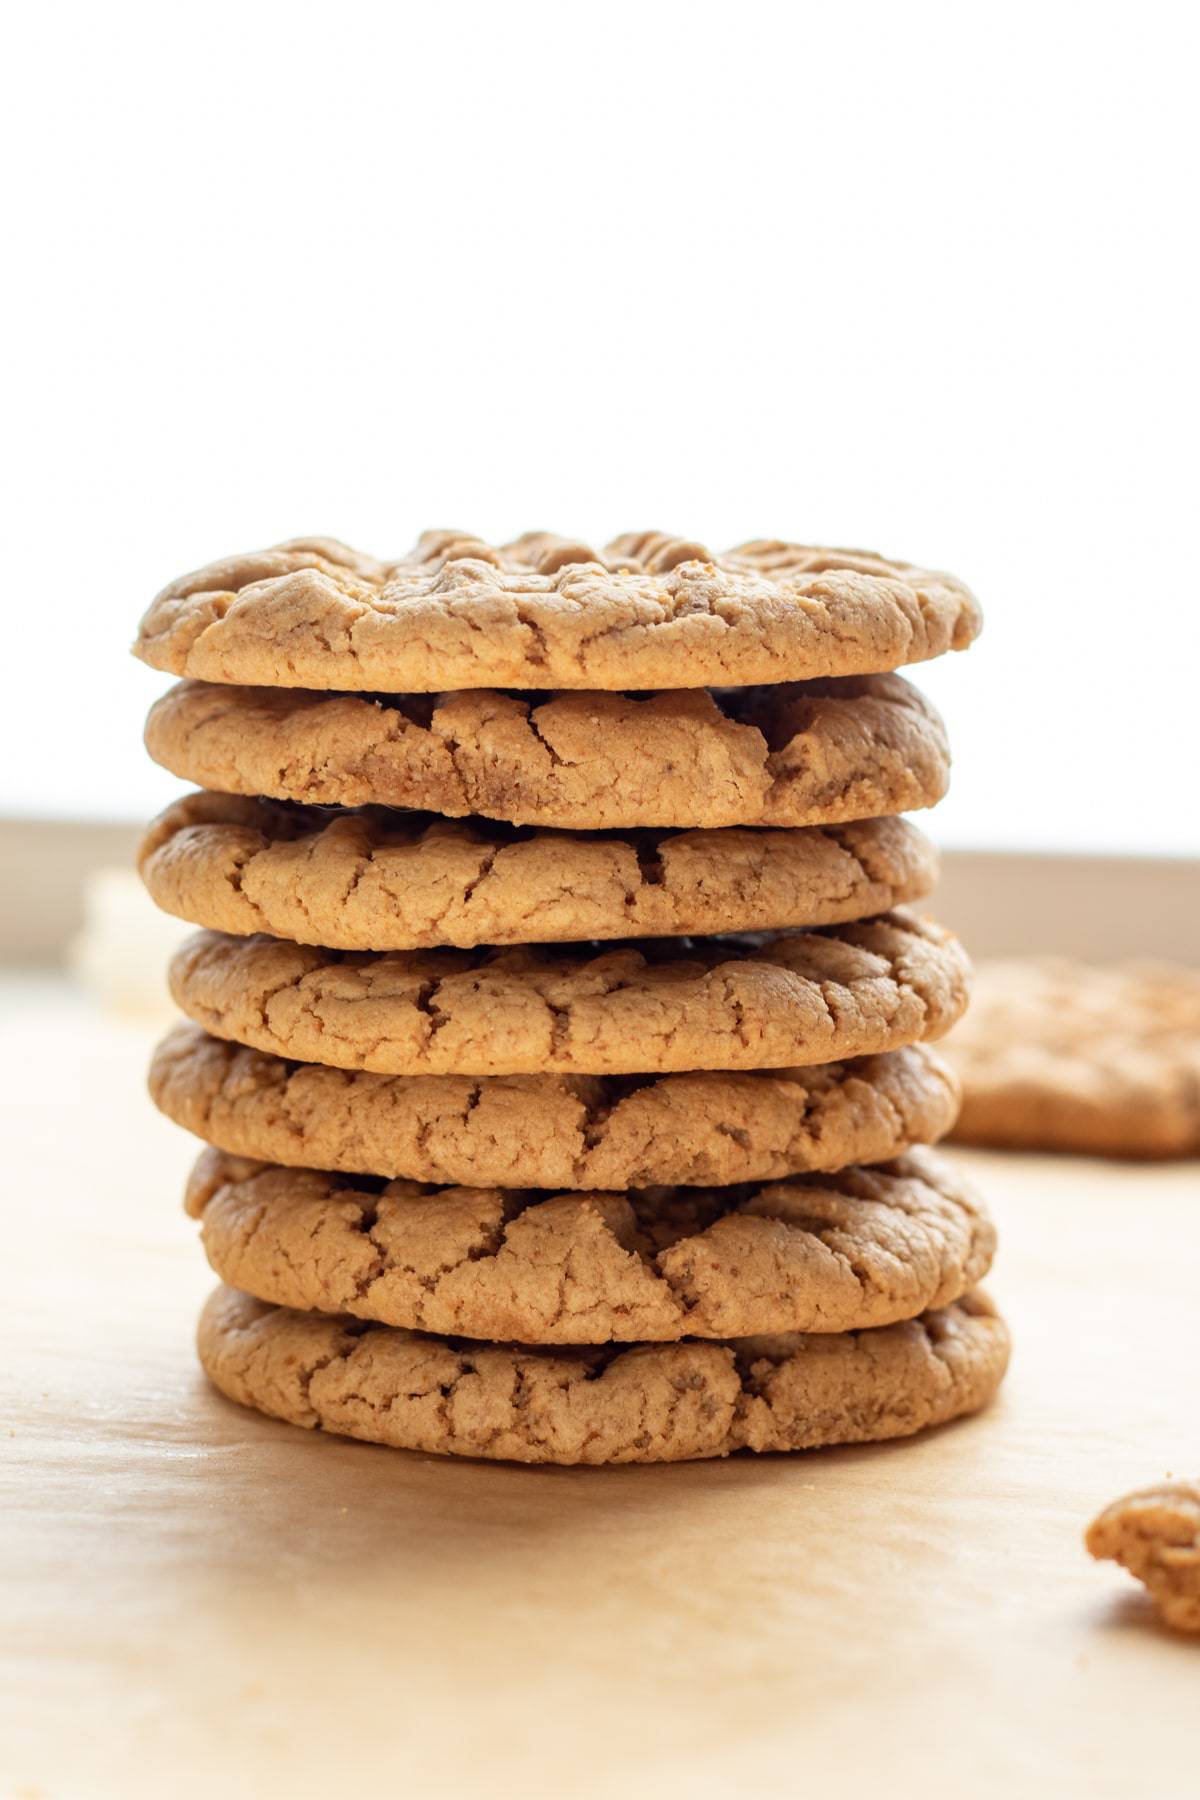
[134,530,981,691]
[135,532,1006,1466]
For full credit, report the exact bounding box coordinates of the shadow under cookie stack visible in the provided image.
[133,530,1009,1466]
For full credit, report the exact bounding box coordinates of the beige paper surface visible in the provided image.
[3,978,1197,1799]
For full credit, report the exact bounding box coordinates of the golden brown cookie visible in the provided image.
[945,958,1200,1158]
[143,674,951,830]
[134,532,982,693]
[197,1283,1008,1464]
[1086,1483,1200,1632]
[151,1024,961,1187]
[186,1146,994,1343]
[167,910,971,1077]
[138,793,938,951]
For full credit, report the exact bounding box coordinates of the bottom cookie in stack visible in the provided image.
[183,1144,1008,1464]
[198,1286,1008,1466]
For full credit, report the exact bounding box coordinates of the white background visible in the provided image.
[3,1,1197,852]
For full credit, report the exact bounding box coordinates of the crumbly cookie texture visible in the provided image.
[138,793,938,951]
[1086,1484,1200,1632]
[197,1283,1007,1463]
[167,910,971,1078]
[186,1146,994,1343]
[134,532,982,693]
[945,958,1200,1158]
[143,674,950,831]
[152,1025,961,1187]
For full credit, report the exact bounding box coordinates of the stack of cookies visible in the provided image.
[133,531,1009,1465]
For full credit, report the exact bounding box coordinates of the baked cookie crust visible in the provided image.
[186,1146,994,1343]
[134,531,981,693]
[167,910,972,1077]
[139,793,938,950]
[197,1283,1008,1463]
[151,1025,960,1187]
[144,674,951,830]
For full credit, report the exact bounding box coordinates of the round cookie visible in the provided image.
[197,1283,1009,1464]
[167,910,972,1078]
[153,1025,961,1187]
[1086,1483,1200,1633]
[143,674,951,831]
[134,531,982,693]
[945,958,1200,1158]
[139,794,938,951]
[186,1146,995,1343]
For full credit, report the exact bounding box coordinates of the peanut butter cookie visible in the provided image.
[946,958,1200,1157]
[186,1146,994,1343]
[197,1283,1008,1463]
[144,674,950,830]
[139,793,937,950]
[167,910,971,1077]
[135,531,981,693]
[151,1025,960,1186]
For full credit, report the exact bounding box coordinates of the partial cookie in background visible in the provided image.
[944,958,1200,1158]
[1086,1483,1200,1632]
[186,1146,994,1342]
[153,1024,961,1186]
[144,673,951,830]
[139,793,938,950]
[167,910,971,1078]
[134,531,982,693]
[197,1283,1008,1464]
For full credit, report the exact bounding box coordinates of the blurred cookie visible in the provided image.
[144,674,950,830]
[946,958,1200,1157]
[197,1283,1008,1464]
[167,910,971,1078]
[134,531,981,693]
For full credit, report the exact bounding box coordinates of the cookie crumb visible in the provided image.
[1086,1482,1200,1632]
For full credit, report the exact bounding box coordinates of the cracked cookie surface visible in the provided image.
[153,1025,961,1187]
[186,1146,994,1342]
[134,531,982,693]
[945,958,1200,1157]
[197,1283,1008,1463]
[139,793,938,950]
[144,674,951,830]
[167,909,971,1077]
[1086,1483,1200,1632]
